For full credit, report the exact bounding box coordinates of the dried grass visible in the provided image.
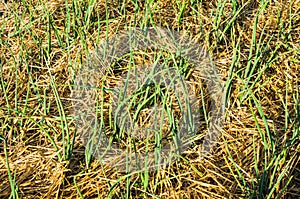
[0,0,299,198]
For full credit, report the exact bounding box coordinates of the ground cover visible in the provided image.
[0,0,299,198]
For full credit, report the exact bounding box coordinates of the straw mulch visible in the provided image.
[0,0,299,198]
